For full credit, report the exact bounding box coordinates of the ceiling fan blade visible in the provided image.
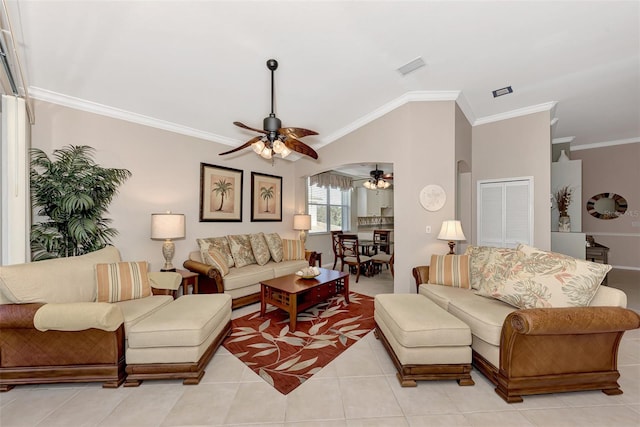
[219,136,263,156]
[283,137,318,159]
[233,121,267,134]
[279,127,318,139]
[381,173,394,180]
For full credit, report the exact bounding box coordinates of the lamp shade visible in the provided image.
[437,220,466,241]
[293,214,311,231]
[151,213,185,240]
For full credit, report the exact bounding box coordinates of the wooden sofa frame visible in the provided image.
[412,266,640,403]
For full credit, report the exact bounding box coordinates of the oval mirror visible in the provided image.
[586,193,628,219]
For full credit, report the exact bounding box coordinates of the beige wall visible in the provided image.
[471,111,552,250]
[572,143,640,269]
[30,100,300,270]
[455,104,473,252]
[296,101,459,293]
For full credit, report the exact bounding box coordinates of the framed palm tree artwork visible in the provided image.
[199,163,243,222]
[251,172,282,222]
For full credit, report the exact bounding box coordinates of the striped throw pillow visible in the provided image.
[429,255,470,289]
[199,241,230,276]
[282,239,305,261]
[95,261,151,302]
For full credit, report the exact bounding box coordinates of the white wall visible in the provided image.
[31,100,300,270]
[472,110,552,249]
[295,101,461,293]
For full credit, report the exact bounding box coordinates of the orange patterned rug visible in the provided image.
[223,292,375,394]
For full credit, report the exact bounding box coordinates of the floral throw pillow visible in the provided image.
[264,233,284,263]
[227,234,257,268]
[197,237,234,268]
[491,244,611,309]
[465,245,524,295]
[249,233,271,266]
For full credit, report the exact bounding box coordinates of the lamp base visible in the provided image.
[161,240,176,272]
[447,241,456,255]
[299,230,307,245]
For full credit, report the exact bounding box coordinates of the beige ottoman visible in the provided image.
[375,293,474,387]
[125,294,231,386]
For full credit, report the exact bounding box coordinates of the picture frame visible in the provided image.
[199,163,243,222]
[251,172,282,222]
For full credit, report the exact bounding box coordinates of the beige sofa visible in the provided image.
[0,246,182,390]
[183,233,315,308]
[412,245,640,402]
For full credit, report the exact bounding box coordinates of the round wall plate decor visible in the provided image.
[419,184,446,211]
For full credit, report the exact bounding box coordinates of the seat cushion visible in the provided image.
[375,294,471,348]
[419,284,514,346]
[223,264,275,291]
[271,260,310,277]
[127,294,231,348]
[113,295,173,337]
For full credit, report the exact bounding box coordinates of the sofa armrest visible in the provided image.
[305,250,318,266]
[0,303,43,328]
[183,260,224,293]
[412,266,430,292]
[505,306,640,336]
[33,302,124,332]
[148,271,181,291]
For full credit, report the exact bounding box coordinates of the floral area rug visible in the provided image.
[223,292,375,394]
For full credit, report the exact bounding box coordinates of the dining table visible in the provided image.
[359,239,393,256]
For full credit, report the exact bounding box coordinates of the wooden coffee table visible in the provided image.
[260,268,350,331]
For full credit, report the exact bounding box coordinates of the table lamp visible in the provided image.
[437,220,466,254]
[293,214,311,244]
[151,212,185,271]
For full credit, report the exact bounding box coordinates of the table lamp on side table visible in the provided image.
[437,220,466,255]
[151,212,185,271]
[293,214,311,244]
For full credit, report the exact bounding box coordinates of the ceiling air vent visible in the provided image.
[397,57,426,76]
[492,86,513,98]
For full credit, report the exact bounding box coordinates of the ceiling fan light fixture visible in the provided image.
[280,146,292,158]
[272,139,285,154]
[260,147,273,159]
[252,140,265,154]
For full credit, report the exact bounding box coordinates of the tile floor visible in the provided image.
[1,268,638,426]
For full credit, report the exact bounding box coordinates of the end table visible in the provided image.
[176,269,199,296]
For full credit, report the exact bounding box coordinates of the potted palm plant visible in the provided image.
[30,145,131,260]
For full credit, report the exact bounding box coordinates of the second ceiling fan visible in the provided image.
[220,59,319,160]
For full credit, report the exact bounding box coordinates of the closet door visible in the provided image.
[478,178,532,248]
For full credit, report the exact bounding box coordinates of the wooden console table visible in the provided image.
[586,243,609,285]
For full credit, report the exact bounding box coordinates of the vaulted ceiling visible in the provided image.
[3,1,639,156]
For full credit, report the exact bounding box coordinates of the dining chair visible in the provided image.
[373,229,391,255]
[338,234,372,283]
[371,251,392,275]
[330,230,344,270]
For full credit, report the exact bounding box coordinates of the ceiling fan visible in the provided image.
[363,165,393,190]
[219,59,319,160]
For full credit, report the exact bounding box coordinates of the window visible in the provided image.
[307,178,351,233]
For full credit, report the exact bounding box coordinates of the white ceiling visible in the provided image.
[3,1,639,158]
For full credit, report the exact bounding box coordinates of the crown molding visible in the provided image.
[29,87,240,146]
[473,101,558,126]
[552,136,575,144]
[571,137,640,151]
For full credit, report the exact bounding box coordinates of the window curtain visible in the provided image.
[310,172,353,191]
